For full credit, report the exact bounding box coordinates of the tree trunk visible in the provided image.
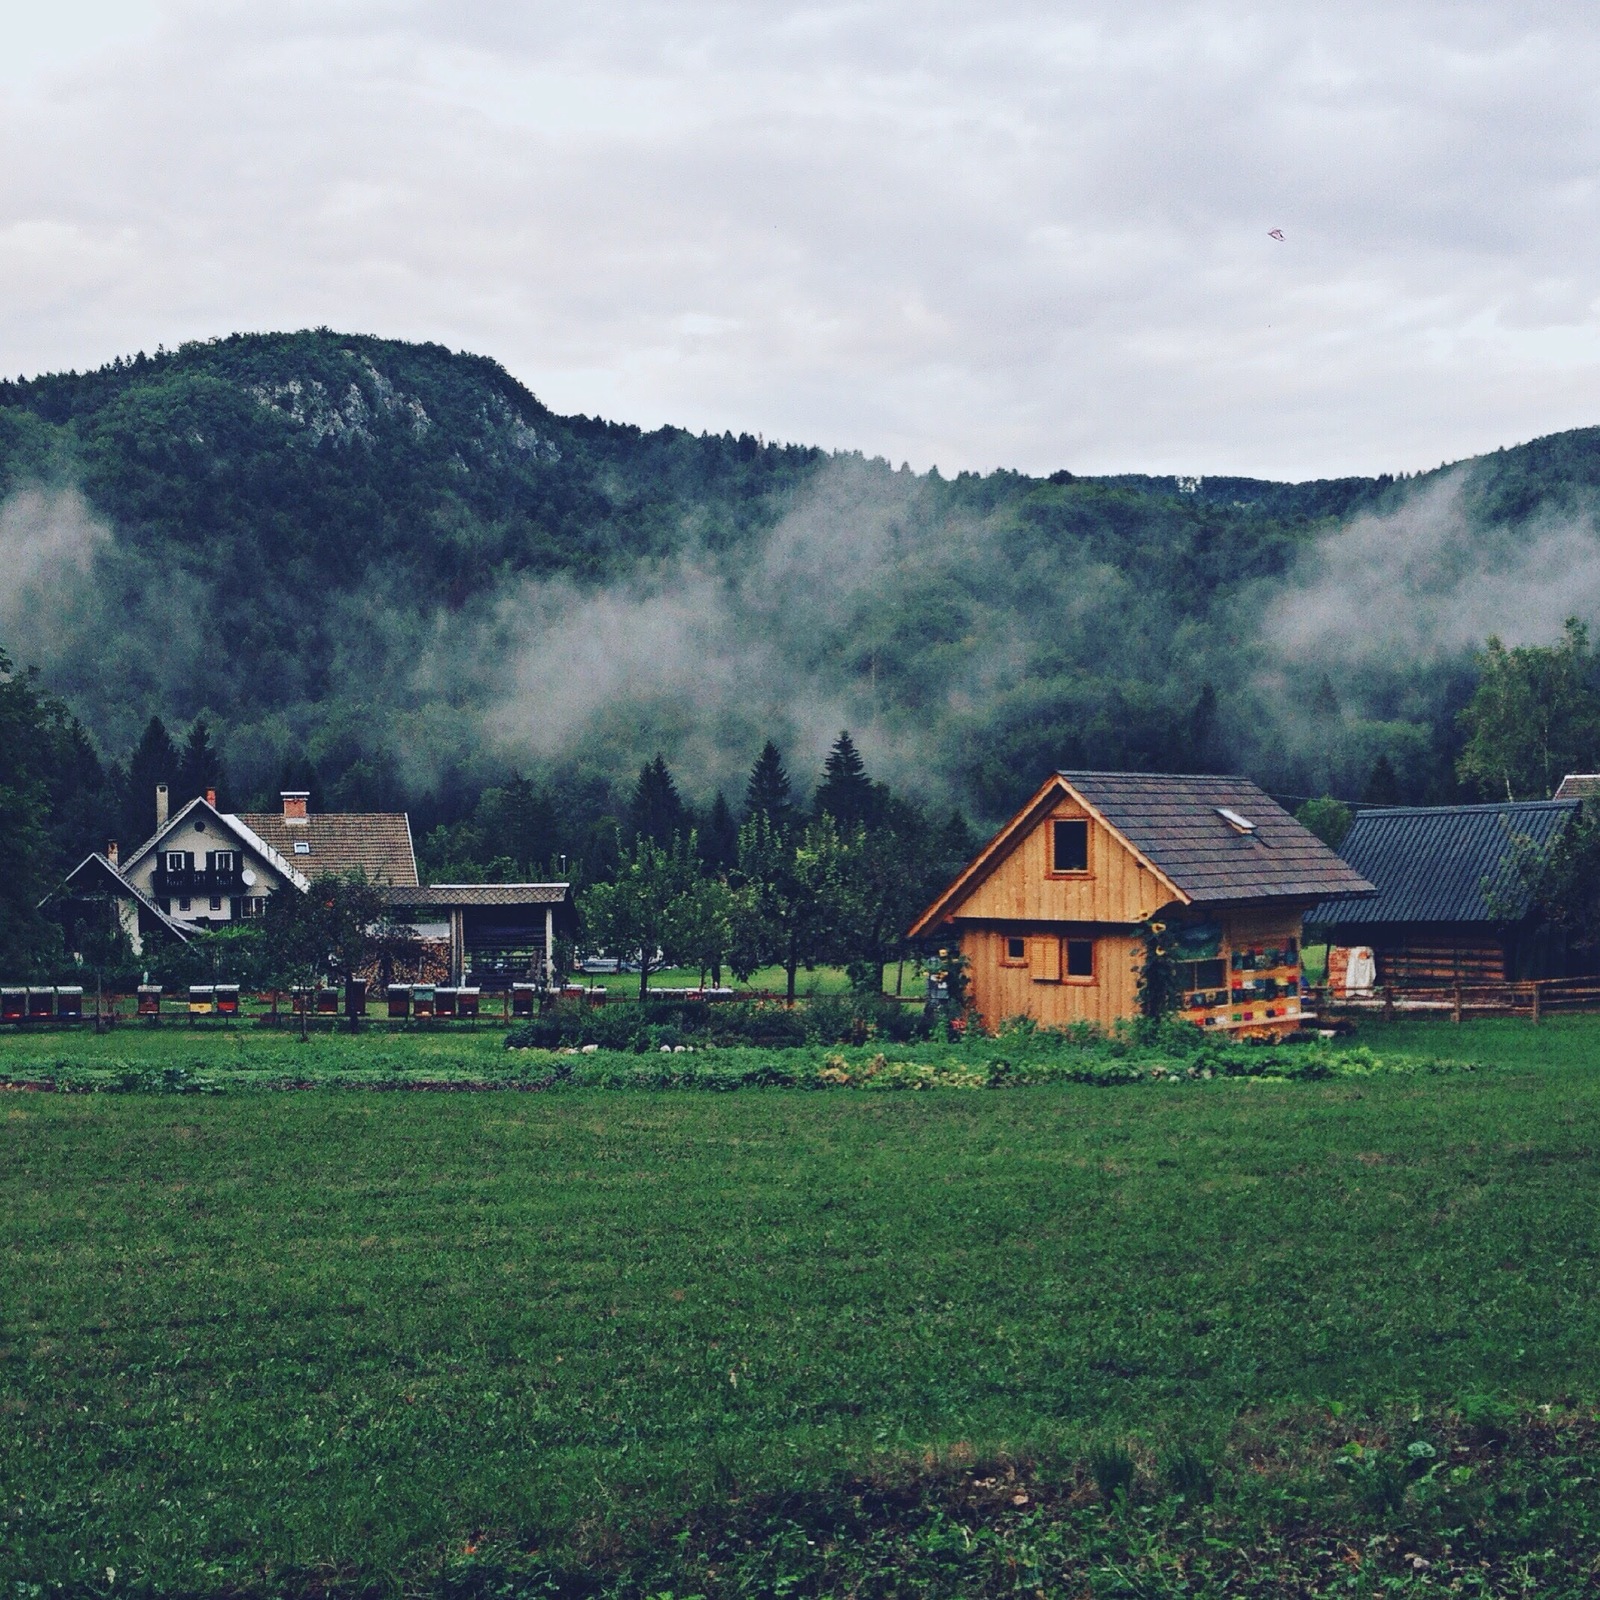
[785,956,798,1005]
[639,956,649,1003]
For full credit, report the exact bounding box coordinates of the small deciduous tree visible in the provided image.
[579,835,699,1000]
[1487,809,1600,965]
[674,874,737,989]
[1458,620,1600,801]
[731,812,851,1002]
[1295,795,1353,851]
[261,872,390,1037]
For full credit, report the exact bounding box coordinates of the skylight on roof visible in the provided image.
[293,841,311,854]
[1216,807,1257,834]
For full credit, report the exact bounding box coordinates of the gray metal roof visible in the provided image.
[1060,771,1376,905]
[1308,799,1579,926]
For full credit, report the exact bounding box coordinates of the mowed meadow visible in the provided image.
[5,1020,1600,1595]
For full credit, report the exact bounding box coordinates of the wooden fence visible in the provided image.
[1318,976,1600,1023]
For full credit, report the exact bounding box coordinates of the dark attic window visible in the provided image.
[1052,819,1089,873]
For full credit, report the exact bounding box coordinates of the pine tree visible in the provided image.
[122,715,178,844]
[813,730,876,828]
[700,790,739,872]
[743,740,795,833]
[628,754,687,846]
[1363,754,1402,807]
[498,774,557,875]
[177,718,224,806]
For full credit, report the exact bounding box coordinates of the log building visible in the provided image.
[1309,798,1583,988]
[909,771,1373,1035]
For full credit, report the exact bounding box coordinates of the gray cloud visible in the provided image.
[3,3,1600,479]
[474,457,935,802]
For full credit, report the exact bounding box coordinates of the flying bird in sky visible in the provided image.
[1268,228,1285,240]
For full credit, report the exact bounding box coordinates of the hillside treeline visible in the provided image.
[9,329,1600,974]
[9,327,1583,838]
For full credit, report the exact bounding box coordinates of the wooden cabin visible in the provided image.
[1309,799,1584,988]
[908,771,1374,1035]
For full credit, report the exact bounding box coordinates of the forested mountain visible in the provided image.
[4,327,1600,871]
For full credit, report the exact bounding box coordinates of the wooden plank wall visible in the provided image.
[1374,932,1507,985]
[955,799,1170,925]
[961,925,1141,1031]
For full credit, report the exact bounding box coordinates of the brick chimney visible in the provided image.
[106,841,119,866]
[205,787,217,808]
[155,783,168,830]
[281,790,309,823]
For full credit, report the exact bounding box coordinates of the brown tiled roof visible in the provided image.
[1555,774,1600,800]
[380,883,571,909]
[1060,771,1376,905]
[235,811,418,886]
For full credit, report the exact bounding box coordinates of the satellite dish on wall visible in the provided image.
[241,869,257,887]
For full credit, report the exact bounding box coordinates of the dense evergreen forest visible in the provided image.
[6,326,1600,953]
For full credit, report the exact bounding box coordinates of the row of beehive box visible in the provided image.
[383,984,485,1019]
[1,986,87,1021]
[135,985,244,1016]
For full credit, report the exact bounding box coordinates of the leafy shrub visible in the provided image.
[505,996,928,1053]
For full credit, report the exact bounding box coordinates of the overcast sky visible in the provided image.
[2,0,1598,480]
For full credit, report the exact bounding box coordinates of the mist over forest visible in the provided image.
[4,328,1600,850]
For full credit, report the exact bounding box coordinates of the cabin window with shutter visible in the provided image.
[1001,935,1028,967]
[1030,937,1062,982]
[1051,819,1089,874]
[1065,939,1095,982]
[211,851,237,874]
[164,851,190,875]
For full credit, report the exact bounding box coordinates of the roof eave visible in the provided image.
[906,774,1190,939]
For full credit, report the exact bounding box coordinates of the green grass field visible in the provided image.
[5,1015,1600,1595]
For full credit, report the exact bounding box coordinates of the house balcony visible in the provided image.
[152,866,246,897]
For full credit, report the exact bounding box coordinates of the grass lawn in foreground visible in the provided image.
[4,1017,1600,1594]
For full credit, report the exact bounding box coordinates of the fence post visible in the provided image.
[1383,985,1395,1023]
[1452,981,1462,1025]
[1532,981,1542,1026]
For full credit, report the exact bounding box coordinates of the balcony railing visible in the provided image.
[152,866,246,897]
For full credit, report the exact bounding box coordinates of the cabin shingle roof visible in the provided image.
[1308,800,1578,926]
[1060,771,1376,904]
[234,811,419,886]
